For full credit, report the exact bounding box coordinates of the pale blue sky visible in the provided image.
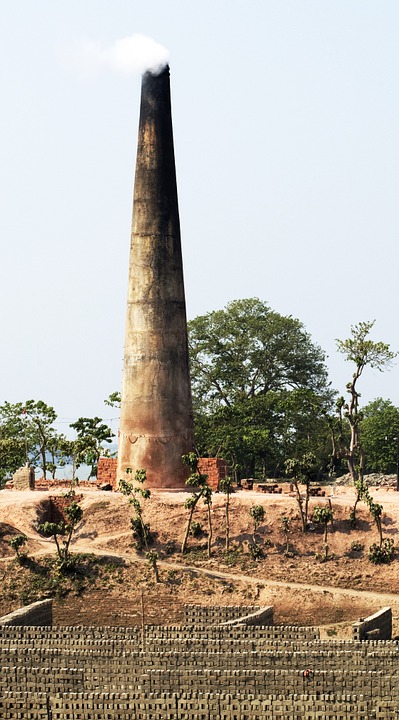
[1,1,399,436]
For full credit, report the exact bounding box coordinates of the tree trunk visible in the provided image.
[294,481,306,532]
[324,523,328,560]
[304,485,309,529]
[181,502,196,554]
[225,493,230,553]
[40,444,47,480]
[153,558,160,582]
[207,502,212,558]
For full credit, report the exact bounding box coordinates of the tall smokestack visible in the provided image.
[117,65,194,488]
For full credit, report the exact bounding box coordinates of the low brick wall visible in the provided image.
[353,606,392,641]
[220,606,274,627]
[0,600,52,627]
[35,479,97,490]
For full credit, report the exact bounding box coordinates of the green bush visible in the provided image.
[368,538,394,564]
[130,518,152,550]
[9,534,28,561]
[350,541,364,553]
[189,521,203,537]
[249,542,263,561]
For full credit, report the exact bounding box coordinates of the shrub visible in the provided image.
[350,541,364,553]
[9,534,28,561]
[130,518,152,550]
[249,542,263,561]
[189,521,203,538]
[249,505,265,529]
[368,538,394,564]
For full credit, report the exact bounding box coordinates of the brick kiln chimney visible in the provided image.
[117,65,194,488]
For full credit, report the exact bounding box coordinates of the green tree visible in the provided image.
[285,452,317,532]
[181,453,213,557]
[119,469,151,550]
[9,534,28,562]
[280,515,291,555]
[313,505,334,560]
[24,400,57,479]
[360,398,399,475]
[39,492,83,571]
[56,437,80,487]
[0,434,26,486]
[249,504,265,542]
[104,392,121,408]
[189,298,333,478]
[335,321,397,523]
[0,400,58,479]
[46,433,78,480]
[70,417,114,479]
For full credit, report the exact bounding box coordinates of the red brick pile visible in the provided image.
[97,457,228,491]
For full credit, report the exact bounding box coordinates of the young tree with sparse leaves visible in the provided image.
[313,505,333,560]
[335,320,397,524]
[285,452,317,532]
[9,534,28,562]
[39,492,83,571]
[280,515,291,555]
[219,476,234,553]
[119,469,151,550]
[181,453,213,557]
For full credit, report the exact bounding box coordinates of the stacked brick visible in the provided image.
[184,604,262,625]
[1,611,399,718]
[96,457,118,489]
[0,691,377,719]
[96,456,228,490]
[197,458,228,490]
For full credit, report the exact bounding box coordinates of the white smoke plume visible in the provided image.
[61,33,170,77]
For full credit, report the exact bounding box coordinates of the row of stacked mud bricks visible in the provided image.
[0,605,398,719]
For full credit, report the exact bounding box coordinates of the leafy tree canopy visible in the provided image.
[361,398,399,474]
[70,416,114,479]
[0,400,58,480]
[188,299,333,478]
[336,320,397,376]
[334,320,397,524]
[189,298,331,413]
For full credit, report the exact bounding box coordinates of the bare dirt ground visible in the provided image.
[1,483,399,637]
